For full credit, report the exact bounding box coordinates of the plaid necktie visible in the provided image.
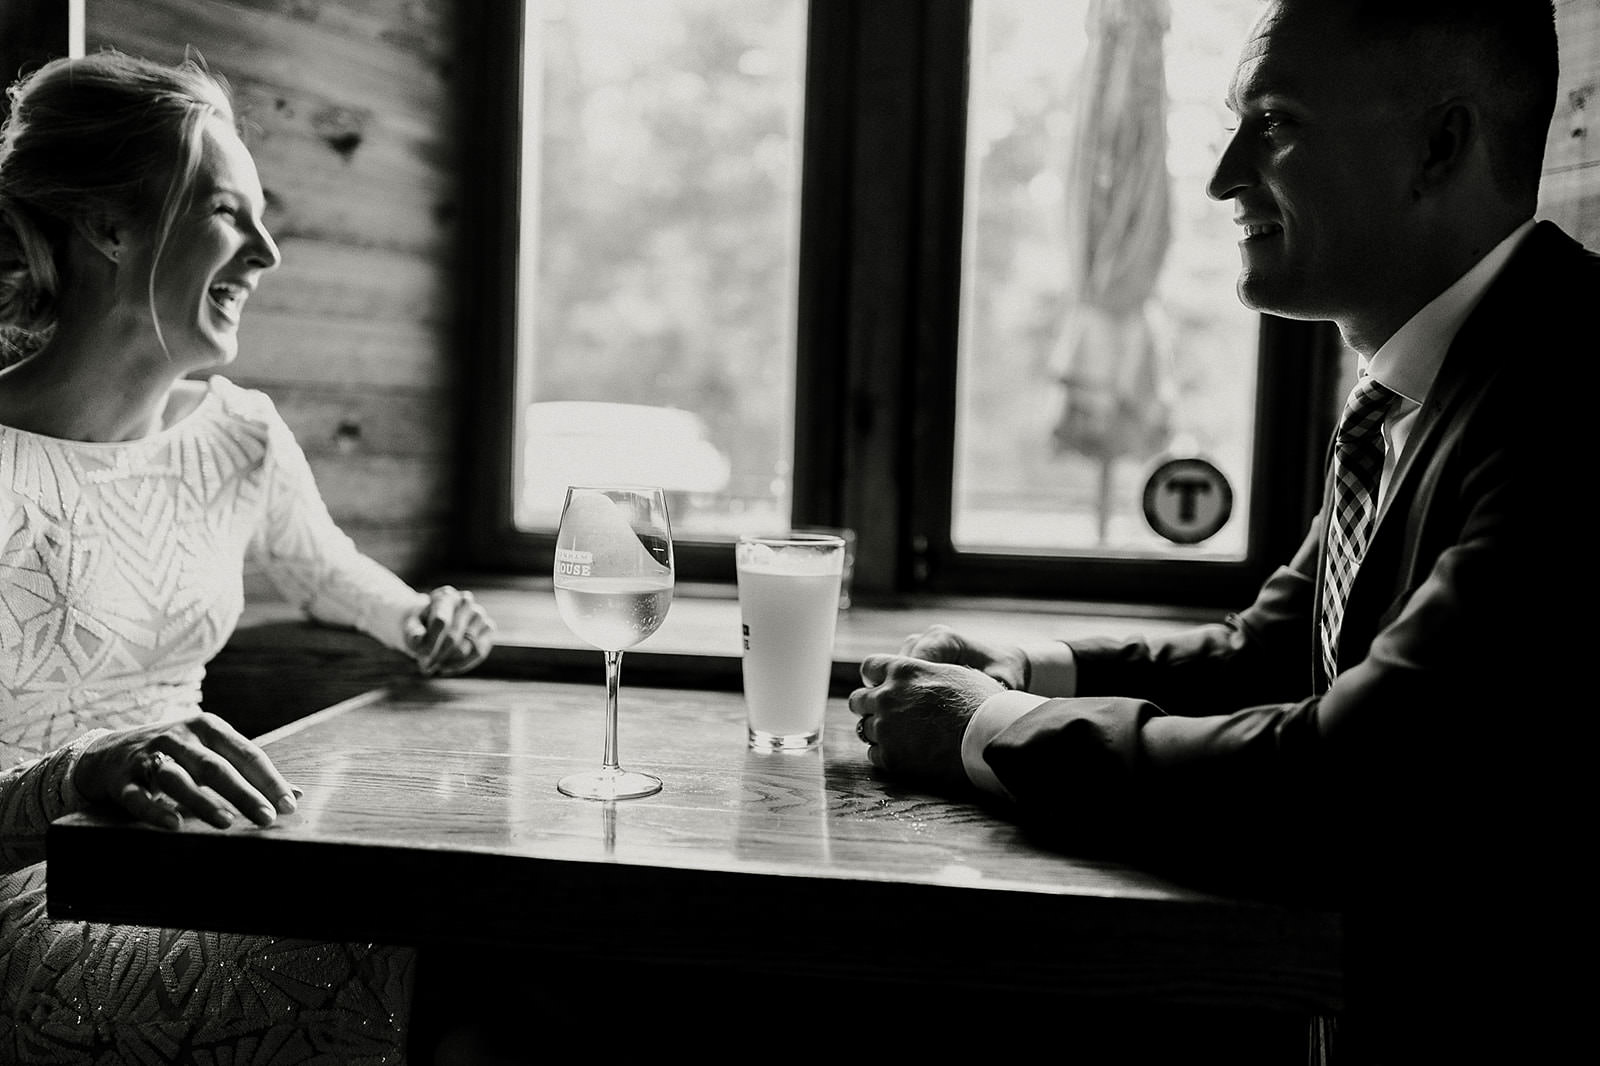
[1319,374,1395,688]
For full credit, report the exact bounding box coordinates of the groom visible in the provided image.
[848,1,1593,1061]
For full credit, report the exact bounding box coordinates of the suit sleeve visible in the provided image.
[979,520,1328,871]
[1062,520,1321,717]
[982,386,1540,891]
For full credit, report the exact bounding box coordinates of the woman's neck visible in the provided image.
[0,323,188,442]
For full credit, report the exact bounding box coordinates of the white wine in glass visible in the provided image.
[553,485,674,800]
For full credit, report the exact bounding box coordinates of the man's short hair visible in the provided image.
[1344,0,1559,202]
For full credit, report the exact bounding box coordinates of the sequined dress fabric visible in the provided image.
[0,376,426,1063]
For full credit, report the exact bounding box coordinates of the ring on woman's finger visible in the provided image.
[855,716,870,743]
[139,750,171,790]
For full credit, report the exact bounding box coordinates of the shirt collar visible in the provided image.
[1364,219,1535,403]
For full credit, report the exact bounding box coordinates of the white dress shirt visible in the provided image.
[959,219,1537,799]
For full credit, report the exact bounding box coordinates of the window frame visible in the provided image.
[460,0,1343,612]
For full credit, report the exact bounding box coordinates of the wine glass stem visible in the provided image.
[602,650,623,773]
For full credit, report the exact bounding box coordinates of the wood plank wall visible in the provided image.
[1543,0,1600,247]
[82,0,472,587]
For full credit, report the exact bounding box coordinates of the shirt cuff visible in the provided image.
[1020,640,1077,697]
[962,690,1049,799]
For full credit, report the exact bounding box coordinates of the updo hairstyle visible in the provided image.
[0,50,235,365]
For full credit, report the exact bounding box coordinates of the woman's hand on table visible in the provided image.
[406,585,496,677]
[74,715,299,831]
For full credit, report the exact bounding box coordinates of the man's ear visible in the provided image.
[1415,97,1478,198]
[72,214,124,265]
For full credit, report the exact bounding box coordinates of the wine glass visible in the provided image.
[553,485,675,800]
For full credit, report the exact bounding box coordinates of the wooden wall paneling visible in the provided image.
[301,452,453,575]
[306,454,453,526]
[87,0,454,125]
[1541,166,1600,245]
[261,380,455,573]
[264,382,455,459]
[222,0,457,68]
[85,0,469,583]
[1542,0,1600,247]
[241,240,454,320]
[241,521,450,600]
[232,311,450,389]
[336,523,452,574]
[238,80,458,256]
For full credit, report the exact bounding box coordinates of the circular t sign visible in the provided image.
[1142,457,1232,545]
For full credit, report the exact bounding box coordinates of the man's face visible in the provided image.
[1206,1,1420,332]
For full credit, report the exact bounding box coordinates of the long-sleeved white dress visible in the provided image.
[1,375,428,1064]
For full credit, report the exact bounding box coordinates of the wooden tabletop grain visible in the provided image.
[47,675,1341,1018]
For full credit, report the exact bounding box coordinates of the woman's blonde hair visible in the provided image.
[0,49,236,365]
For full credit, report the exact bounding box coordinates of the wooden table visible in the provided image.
[48,676,1341,1059]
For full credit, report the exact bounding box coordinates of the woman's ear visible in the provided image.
[72,214,124,265]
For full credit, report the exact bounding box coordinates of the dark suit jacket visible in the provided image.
[983,221,1595,1060]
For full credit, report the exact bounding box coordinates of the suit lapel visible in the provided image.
[1329,222,1576,675]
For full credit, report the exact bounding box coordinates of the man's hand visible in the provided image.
[897,624,1028,691]
[847,654,1004,794]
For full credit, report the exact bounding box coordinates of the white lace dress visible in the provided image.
[0,375,428,1064]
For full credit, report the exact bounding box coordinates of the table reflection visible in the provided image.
[735,747,832,864]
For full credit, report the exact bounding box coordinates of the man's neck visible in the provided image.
[1338,213,1532,357]
[1348,217,1535,365]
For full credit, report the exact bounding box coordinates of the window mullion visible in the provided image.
[828,0,956,602]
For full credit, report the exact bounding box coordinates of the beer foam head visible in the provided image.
[737,535,844,575]
[560,491,671,577]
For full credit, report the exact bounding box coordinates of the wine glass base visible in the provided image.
[557,768,662,801]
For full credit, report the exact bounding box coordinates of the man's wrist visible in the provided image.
[1020,640,1077,697]
[961,690,1048,798]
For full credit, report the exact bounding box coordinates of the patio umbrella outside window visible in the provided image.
[1049,0,1175,544]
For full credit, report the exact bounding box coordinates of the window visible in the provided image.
[956,0,1258,561]
[466,0,1341,609]
[512,0,808,539]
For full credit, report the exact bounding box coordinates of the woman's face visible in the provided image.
[118,114,281,368]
